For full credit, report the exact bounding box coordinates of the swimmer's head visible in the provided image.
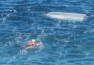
[31,39,35,42]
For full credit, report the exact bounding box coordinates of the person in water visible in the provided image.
[27,39,38,48]
[15,39,38,48]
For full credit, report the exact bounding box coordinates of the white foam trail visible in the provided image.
[46,12,86,21]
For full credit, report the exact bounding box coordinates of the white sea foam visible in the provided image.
[46,12,86,21]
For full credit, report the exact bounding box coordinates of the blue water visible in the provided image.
[0,0,94,65]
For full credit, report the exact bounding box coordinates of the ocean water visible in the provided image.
[0,0,94,65]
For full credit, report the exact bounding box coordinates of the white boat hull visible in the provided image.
[47,12,86,21]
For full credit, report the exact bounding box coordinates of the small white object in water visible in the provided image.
[46,12,86,21]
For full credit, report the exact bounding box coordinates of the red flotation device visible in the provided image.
[28,42,37,48]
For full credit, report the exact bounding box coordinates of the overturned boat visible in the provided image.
[46,12,86,21]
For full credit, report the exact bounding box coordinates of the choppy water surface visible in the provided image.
[0,0,94,65]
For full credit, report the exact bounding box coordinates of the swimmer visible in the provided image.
[14,39,38,48]
[27,39,38,48]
